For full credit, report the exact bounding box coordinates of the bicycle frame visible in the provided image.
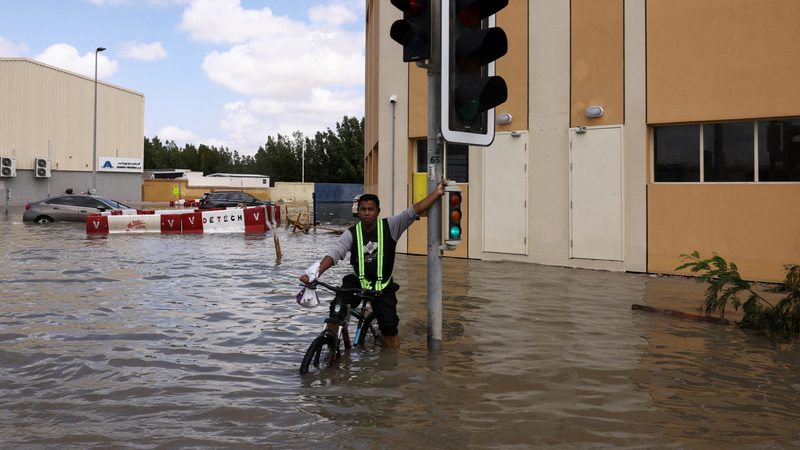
[299,280,383,375]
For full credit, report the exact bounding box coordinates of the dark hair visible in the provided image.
[358,193,380,209]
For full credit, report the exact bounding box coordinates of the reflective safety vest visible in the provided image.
[354,219,393,291]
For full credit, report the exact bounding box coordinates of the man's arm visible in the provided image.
[299,230,353,284]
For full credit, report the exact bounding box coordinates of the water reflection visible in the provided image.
[1,209,799,448]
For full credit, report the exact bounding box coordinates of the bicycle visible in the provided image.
[299,280,384,375]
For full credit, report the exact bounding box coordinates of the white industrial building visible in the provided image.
[0,58,144,206]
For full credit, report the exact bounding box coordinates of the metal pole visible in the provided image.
[426,0,443,351]
[391,97,396,215]
[92,47,106,194]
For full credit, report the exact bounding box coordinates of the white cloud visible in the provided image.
[118,41,168,61]
[180,0,297,45]
[0,36,29,56]
[156,125,201,147]
[218,88,364,152]
[86,0,189,6]
[34,44,119,79]
[308,2,358,27]
[179,0,366,153]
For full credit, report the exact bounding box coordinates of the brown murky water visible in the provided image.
[1,208,799,449]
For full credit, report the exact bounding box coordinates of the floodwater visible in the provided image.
[1,208,800,449]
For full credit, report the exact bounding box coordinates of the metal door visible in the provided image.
[569,126,624,261]
[483,132,528,255]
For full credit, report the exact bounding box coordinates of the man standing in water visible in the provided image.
[299,180,446,348]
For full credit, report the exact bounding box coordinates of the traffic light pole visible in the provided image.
[426,0,443,351]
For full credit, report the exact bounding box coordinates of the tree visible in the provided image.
[142,115,365,184]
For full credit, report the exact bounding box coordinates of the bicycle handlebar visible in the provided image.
[302,280,381,298]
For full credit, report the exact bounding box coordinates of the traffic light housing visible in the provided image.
[442,0,509,146]
[444,183,463,247]
[390,0,431,62]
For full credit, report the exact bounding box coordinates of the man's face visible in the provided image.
[357,200,380,226]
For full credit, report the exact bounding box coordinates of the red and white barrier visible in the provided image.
[87,205,279,235]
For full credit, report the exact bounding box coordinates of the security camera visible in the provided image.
[389,95,398,104]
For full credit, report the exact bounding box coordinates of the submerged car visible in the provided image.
[23,194,132,223]
[198,191,274,209]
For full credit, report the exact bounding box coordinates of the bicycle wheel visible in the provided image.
[354,313,383,349]
[299,334,339,375]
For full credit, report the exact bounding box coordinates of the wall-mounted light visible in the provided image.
[496,113,512,125]
[584,106,604,119]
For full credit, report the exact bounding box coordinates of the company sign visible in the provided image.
[98,157,143,173]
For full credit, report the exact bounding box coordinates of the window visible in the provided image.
[46,196,76,206]
[653,119,800,183]
[75,197,105,208]
[703,122,753,182]
[415,139,469,182]
[759,119,800,181]
[446,143,469,182]
[416,140,427,173]
[654,125,700,182]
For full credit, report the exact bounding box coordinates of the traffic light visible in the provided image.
[390,0,431,62]
[442,0,509,146]
[444,183,463,247]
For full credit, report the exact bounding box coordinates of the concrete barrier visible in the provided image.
[87,205,279,235]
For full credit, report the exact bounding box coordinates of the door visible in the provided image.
[483,132,528,255]
[43,196,78,221]
[569,126,624,261]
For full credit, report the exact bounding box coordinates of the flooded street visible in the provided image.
[1,208,800,449]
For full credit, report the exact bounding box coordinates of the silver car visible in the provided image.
[23,194,132,224]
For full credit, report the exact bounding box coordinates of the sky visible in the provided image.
[0,0,366,155]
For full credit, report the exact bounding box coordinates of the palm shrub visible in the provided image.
[676,251,800,338]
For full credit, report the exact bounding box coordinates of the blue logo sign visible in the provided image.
[102,161,114,169]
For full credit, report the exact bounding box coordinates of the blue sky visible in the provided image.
[0,0,366,155]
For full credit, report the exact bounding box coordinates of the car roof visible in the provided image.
[33,194,117,203]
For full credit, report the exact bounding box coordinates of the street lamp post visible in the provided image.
[91,47,106,194]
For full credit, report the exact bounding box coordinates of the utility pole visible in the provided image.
[425,0,443,350]
[389,0,444,350]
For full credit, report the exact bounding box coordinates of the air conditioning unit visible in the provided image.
[1,156,17,177]
[35,158,51,178]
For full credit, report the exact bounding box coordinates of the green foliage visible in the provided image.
[144,116,365,184]
[676,252,800,338]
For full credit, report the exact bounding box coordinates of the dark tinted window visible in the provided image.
[758,119,800,181]
[75,197,106,208]
[416,140,468,182]
[416,140,427,172]
[703,122,754,182]
[46,196,76,206]
[654,125,700,182]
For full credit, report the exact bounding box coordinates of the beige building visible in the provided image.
[0,58,144,205]
[364,0,800,282]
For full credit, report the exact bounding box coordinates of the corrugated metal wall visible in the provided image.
[0,58,144,205]
[0,58,144,172]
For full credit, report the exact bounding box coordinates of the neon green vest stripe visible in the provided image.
[355,220,392,291]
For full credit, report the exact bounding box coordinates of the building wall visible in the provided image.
[571,0,624,127]
[366,0,800,282]
[649,184,800,282]
[647,0,800,124]
[645,0,800,281]
[1,172,142,205]
[0,58,144,205]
